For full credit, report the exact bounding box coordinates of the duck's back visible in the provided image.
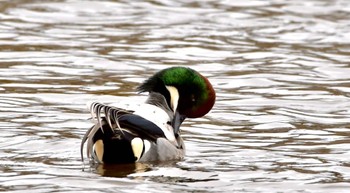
[81,96,185,164]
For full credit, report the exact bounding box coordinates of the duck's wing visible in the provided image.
[81,99,174,163]
[80,102,133,162]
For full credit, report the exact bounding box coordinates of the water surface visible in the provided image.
[1,0,350,192]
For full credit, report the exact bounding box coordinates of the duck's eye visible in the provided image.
[191,94,196,103]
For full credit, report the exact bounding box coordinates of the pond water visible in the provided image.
[1,0,350,192]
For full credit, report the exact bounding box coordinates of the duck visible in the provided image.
[81,66,216,164]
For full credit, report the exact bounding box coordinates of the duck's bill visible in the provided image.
[172,111,186,135]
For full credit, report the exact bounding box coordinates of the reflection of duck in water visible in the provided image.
[81,67,215,164]
[95,162,151,177]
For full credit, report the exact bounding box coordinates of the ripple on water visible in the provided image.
[1,0,350,192]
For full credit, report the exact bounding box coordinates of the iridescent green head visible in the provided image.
[137,67,216,118]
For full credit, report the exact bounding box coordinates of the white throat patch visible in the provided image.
[166,86,179,113]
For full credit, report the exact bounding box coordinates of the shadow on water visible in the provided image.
[92,162,152,178]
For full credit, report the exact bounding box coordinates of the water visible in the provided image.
[1,0,350,192]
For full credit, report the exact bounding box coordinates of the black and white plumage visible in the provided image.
[81,92,185,164]
[81,67,216,164]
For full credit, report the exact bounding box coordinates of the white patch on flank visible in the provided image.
[94,140,104,163]
[134,104,176,142]
[166,86,179,113]
[143,139,151,154]
[131,137,144,161]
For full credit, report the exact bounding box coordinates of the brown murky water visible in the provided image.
[1,0,350,192]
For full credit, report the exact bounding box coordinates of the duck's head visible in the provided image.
[137,67,216,132]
